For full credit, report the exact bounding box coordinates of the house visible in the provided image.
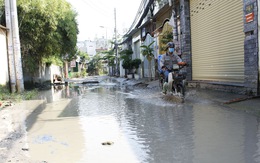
[77,40,97,58]
[0,25,9,86]
[122,0,259,95]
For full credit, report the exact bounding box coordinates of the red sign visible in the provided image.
[246,12,254,23]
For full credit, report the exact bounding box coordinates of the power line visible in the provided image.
[80,0,113,19]
[125,0,147,35]
[88,0,112,14]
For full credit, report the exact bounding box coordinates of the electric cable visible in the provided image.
[125,0,147,35]
[80,0,113,19]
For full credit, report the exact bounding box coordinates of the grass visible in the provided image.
[0,85,38,103]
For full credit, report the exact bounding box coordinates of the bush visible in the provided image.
[132,58,141,69]
[0,85,38,102]
[81,68,87,77]
[122,59,133,70]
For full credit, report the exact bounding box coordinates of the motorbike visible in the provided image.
[159,64,187,98]
[169,64,187,97]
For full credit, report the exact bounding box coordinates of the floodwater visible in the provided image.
[25,78,260,163]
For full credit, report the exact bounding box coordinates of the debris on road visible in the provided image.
[224,95,260,104]
[101,141,114,145]
[0,101,14,109]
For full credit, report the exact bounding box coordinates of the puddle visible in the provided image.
[23,78,260,163]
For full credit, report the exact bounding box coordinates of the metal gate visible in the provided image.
[190,0,244,82]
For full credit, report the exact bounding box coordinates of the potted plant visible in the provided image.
[132,58,141,80]
[122,59,133,78]
[120,48,133,78]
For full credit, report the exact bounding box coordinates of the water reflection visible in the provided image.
[30,79,260,163]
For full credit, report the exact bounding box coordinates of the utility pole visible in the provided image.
[5,0,24,93]
[5,0,16,93]
[10,0,24,92]
[114,8,119,76]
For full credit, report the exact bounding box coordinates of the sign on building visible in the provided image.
[70,60,76,67]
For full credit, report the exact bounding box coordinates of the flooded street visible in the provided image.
[24,78,260,163]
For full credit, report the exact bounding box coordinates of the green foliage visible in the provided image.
[80,68,87,77]
[75,72,81,78]
[102,49,116,66]
[0,85,9,95]
[119,49,133,57]
[42,55,63,67]
[160,31,173,51]
[0,85,38,102]
[23,89,38,100]
[141,41,155,80]
[78,50,90,64]
[132,58,141,69]
[69,69,86,78]
[120,48,134,73]
[122,59,133,70]
[122,58,141,74]
[87,54,102,75]
[1,0,80,73]
[141,41,155,62]
[70,72,80,78]
[57,8,78,56]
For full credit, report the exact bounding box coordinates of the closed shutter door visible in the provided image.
[190,0,244,82]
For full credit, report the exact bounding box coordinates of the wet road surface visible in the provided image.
[24,78,260,163]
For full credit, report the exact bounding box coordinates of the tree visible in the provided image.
[132,58,141,73]
[87,54,102,76]
[119,48,133,76]
[0,0,79,74]
[160,31,173,52]
[78,51,90,67]
[102,49,116,67]
[132,58,141,69]
[141,41,155,81]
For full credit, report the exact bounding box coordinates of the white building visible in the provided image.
[95,37,109,51]
[77,40,96,58]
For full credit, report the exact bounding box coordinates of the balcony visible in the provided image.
[154,0,169,14]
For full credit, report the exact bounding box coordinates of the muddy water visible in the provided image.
[25,79,260,163]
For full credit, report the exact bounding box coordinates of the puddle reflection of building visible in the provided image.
[48,85,64,103]
[64,85,88,98]
[65,85,70,98]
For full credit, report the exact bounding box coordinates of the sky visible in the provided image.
[66,0,142,41]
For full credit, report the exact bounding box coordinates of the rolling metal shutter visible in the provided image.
[190,0,244,82]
